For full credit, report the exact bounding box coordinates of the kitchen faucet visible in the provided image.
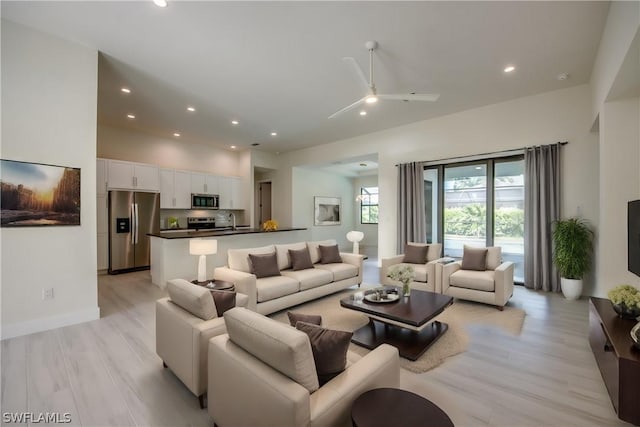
[229,212,236,231]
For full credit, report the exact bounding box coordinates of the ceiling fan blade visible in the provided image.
[377,93,440,102]
[342,57,370,92]
[328,96,367,119]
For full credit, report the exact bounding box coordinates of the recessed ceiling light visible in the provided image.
[173,132,181,137]
[365,95,378,104]
[121,87,131,94]
[271,132,277,136]
[231,120,239,125]
[230,145,236,149]
[127,114,135,119]
[153,0,167,7]
[359,111,367,116]
[504,65,516,73]
[187,106,196,112]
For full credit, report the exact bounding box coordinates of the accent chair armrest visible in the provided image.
[427,257,451,293]
[214,267,257,311]
[340,252,365,285]
[440,261,462,293]
[380,255,405,284]
[494,261,515,306]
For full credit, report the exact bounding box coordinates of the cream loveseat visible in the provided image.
[208,307,400,427]
[214,240,364,315]
[380,243,445,292]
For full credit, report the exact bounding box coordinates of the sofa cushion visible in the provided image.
[281,268,333,291]
[403,244,428,264]
[450,269,496,292]
[314,263,358,281]
[287,311,322,327]
[224,308,319,393]
[167,278,217,320]
[295,321,352,386]
[462,246,488,271]
[256,275,300,302]
[228,245,276,273]
[289,248,314,271]
[249,253,281,279]
[275,242,308,271]
[307,239,337,264]
[209,290,236,317]
[389,263,428,282]
[486,246,502,270]
[319,244,342,264]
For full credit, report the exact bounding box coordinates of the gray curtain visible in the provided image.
[524,143,561,291]
[397,162,426,252]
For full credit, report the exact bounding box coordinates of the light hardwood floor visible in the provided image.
[1,261,631,426]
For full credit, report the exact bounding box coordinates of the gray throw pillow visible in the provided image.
[289,248,313,271]
[295,321,352,386]
[210,290,236,317]
[319,244,342,264]
[248,252,281,278]
[462,246,488,271]
[287,311,322,327]
[403,244,428,264]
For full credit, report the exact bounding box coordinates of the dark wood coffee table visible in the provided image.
[352,388,453,427]
[340,287,453,361]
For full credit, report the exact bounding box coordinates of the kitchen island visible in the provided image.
[149,228,310,288]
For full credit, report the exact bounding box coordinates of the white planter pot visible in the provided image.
[561,277,583,300]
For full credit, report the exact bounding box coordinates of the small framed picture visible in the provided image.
[314,196,341,226]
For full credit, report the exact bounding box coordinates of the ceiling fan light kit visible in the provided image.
[329,40,439,119]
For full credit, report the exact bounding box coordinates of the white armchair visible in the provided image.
[439,246,514,310]
[207,307,400,427]
[380,243,446,292]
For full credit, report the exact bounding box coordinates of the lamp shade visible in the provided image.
[189,239,217,256]
[346,231,364,243]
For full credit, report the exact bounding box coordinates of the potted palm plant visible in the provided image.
[552,217,594,300]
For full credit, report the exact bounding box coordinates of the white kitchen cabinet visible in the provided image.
[97,158,107,196]
[231,177,244,209]
[107,159,159,191]
[191,172,220,195]
[161,168,192,209]
[219,176,244,209]
[97,232,108,270]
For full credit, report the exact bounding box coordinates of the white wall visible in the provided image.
[280,84,598,284]
[291,168,355,250]
[352,175,379,257]
[1,20,99,338]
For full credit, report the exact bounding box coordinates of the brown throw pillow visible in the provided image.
[209,290,236,317]
[403,244,428,264]
[319,244,342,264]
[295,321,352,386]
[462,246,488,271]
[248,252,281,278]
[289,248,313,271]
[287,311,322,327]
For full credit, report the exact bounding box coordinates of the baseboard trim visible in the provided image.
[1,306,100,340]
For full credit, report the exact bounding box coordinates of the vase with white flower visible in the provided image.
[387,264,415,297]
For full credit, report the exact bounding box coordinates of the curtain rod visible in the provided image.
[395,141,568,167]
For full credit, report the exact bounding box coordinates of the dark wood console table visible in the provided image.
[589,297,640,425]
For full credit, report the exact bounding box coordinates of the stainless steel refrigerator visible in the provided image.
[108,191,160,274]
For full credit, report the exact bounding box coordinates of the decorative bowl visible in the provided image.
[611,302,640,320]
[631,322,640,351]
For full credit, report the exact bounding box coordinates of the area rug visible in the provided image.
[270,287,526,373]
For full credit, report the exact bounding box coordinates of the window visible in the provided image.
[360,186,379,224]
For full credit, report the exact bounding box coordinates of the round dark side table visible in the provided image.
[191,279,235,291]
[351,388,454,427]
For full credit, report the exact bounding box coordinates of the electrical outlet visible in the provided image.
[42,288,54,300]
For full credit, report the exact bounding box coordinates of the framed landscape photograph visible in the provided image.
[1,159,81,227]
[314,196,341,226]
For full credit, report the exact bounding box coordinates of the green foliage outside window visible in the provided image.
[444,205,524,238]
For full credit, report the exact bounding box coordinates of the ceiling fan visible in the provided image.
[329,40,440,119]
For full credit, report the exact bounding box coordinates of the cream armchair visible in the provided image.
[380,243,445,292]
[156,279,248,408]
[440,246,514,310]
[207,307,400,427]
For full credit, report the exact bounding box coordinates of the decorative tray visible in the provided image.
[364,293,400,304]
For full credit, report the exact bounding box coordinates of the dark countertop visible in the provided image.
[148,227,307,239]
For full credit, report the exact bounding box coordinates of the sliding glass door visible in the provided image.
[494,159,524,281]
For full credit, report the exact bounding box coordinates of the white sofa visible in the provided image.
[380,243,445,292]
[214,239,364,315]
[208,307,400,427]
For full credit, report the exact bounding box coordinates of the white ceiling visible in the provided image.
[2,1,610,154]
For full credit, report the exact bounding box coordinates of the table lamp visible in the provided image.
[189,239,218,282]
[346,231,364,254]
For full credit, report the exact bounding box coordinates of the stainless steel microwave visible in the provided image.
[191,193,219,210]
